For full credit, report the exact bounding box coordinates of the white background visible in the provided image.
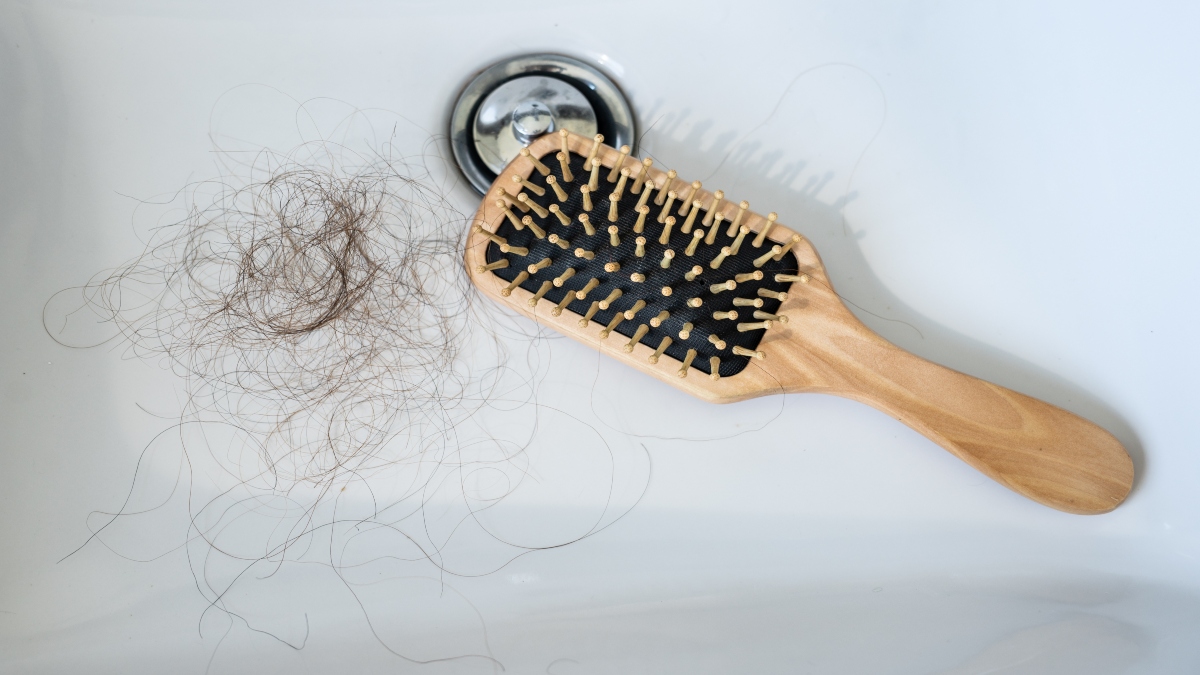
[2,1,1199,673]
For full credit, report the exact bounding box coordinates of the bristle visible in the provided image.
[556,151,574,182]
[574,247,596,260]
[681,200,701,234]
[703,190,724,227]
[552,291,573,316]
[757,288,788,300]
[709,280,737,294]
[518,194,548,218]
[473,225,505,245]
[499,243,529,255]
[654,169,677,206]
[658,215,676,245]
[649,335,672,363]
[686,297,703,308]
[608,193,620,222]
[476,259,509,273]
[753,246,782,268]
[547,175,568,201]
[624,324,650,352]
[497,200,523,229]
[679,322,693,339]
[520,215,546,239]
[634,206,649,234]
[677,348,698,377]
[736,321,772,332]
[549,203,571,226]
[552,267,576,287]
[684,230,703,257]
[712,310,738,321]
[775,273,809,284]
[707,334,727,350]
[635,179,654,210]
[623,299,647,320]
[709,246,732,269]
[613,168,630,200]
[660,249,675,269]
[599,312,623,338]
[578,212,596,235]
[635,236,647,257]
[526,257,551,274]
[548,233,571,249]
[559,129,570,157]
[774,234,803,260]
[732,345,765,360]
[607,145,630,182]
[604,261,621,273]
[584,134,603,171]
[630,272,646,282]
[679,181,701,215]
[496,189,529,212]
[650,310,670,327]
[704,218,720,246]
[751,212,778,248]
[578,300,601,326]
[753,310,788,323]
[735,270,764,283]
[658,191,677,223]
[528,280,553,306]
[632,158,653,194]
[684,265,703,282]
[580,185,594,212]
[608,225,621,247]
[575,277,600,300]
[729,225,750,254]
[730,201,749,236]
[732,297,764,308]
[513,175,546,197]
[520,147,551,176]
[588,161,600,191]
[598,288,623,310]
[661,285,674,296]
[500,271,529,296]
[709,357,721,380]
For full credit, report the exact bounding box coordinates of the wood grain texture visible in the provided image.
[466,133,1134,514]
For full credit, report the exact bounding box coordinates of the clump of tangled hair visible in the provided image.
[53,146,479,488]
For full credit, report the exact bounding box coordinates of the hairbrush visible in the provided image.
[465,130,1133,515]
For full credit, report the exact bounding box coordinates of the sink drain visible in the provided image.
[450,54,636,195]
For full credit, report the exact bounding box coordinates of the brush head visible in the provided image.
[467,132,825,401]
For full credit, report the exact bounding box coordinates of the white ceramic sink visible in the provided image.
[3,2,1199,673]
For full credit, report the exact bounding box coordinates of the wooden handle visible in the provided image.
[777,321,1134,514]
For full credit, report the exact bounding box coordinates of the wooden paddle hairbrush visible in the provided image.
[465,130,1134,515]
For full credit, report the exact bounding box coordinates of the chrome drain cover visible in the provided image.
[450,54,635,195]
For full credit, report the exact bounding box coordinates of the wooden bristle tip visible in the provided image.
[731,345,765,360]
[500,271,529,296]
[678,348,698,377]
[547,175,568,202]
[528,280,553,306]
[752,212,778,248]
[679,181,701,215]
[649,335,672,363]
[703,190,724,227]
[607,145,630,182]
[732,297,764,308]
[476,259,509,273]
[624,324,650,352]
[556,151,574,182]
[513,175,546,197]
[520,147,551,176]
